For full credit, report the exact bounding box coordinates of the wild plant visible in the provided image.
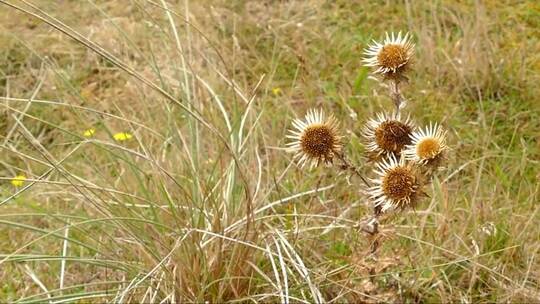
[286,32,449,252]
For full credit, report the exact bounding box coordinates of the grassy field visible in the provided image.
[0,0,539,302]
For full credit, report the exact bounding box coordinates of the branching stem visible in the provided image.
[334,79,406,252]
[335,151,370,187]
[334,152,381,245]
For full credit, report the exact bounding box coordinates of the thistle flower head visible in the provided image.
[363,112,414,156]
[369,154,423,212]
[404,123,448,168]
[362,32,414,78]
[286,109,343,168]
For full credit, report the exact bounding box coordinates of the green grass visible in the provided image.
[0,0,539,302]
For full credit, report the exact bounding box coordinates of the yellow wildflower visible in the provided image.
[272,87,282,96]
[83,128,96,138]
[113,132,133,141]
[11,175,26,187]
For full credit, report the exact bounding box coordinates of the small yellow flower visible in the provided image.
[113,132,133,141]
[83,128,96,138]
[272,87,282,96]
[11,175,26,187]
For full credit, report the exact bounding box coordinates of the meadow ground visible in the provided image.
[0,0,539,302]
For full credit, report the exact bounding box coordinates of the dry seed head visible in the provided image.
[416,138,441,159]
[362,32,414,77]
[286,109,342,169]
[375,120,413,153]
[363,112,414,156]
[368,154,423,212]
[382,166,416,202]
[300,124,336,159]
[378,44,409,72]
[404,123,448,169]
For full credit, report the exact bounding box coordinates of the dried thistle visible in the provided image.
[362,112,415,157]
[283,31,451,256]
[404,123,448,170]
[362,32,414,81]
[286,109,343,169]
[368,154,425,213]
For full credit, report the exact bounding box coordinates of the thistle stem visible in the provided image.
[360,78,407,251]
[354,215,379,235]
[335,152,370,187]
[390,79,403,115]
[335,152,382,246]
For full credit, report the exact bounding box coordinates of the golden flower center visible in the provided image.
[416,138,441,159]
[382,167,416,201]
[378,44,408,69]
[300,124,335,158]
[375,120,412,153]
